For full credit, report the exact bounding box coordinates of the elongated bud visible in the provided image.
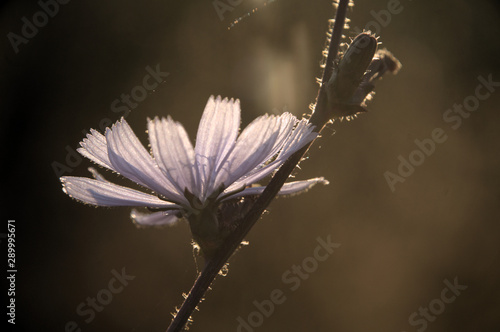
[315,32,401,122]
[328,33,378,104]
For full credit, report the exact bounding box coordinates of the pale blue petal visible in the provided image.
[61,176,180,208]
[225,118,318,193]
[106,119,187,205]
[77,129,114,170]
[256,113,297,162]
[277,119,318,160]
[88,167,107,182]
[224,178,328,199]
[276,177,329,196]
[194,96,240,200]
[213,114,282,192]
[131,209,180,227]
[148,116,196,195]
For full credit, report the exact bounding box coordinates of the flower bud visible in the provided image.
[327,33,378,105]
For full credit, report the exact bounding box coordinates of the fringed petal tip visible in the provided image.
[131,209,180,228]
[209,95,240,107]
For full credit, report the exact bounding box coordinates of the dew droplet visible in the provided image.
[228,0,278,30]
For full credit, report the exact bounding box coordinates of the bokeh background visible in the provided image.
[2,0,500,331]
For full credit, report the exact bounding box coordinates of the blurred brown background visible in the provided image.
[1,0,500,331]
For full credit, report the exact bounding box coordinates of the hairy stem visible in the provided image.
[321,0,349,86]
[166,1,349,331]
